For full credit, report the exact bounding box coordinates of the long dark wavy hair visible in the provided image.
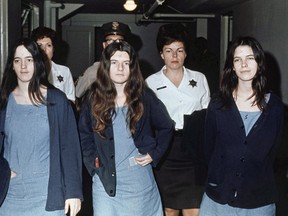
[88,41,145,137]
[220,36,267,110]
[0,38,50,109]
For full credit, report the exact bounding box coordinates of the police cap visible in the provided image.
[101,21,131,37]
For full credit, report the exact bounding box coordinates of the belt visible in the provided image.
[174,129,183,137]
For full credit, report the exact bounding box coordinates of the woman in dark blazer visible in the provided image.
[0,38,83,216]
[78,41,174,216]
[200,36,284,216]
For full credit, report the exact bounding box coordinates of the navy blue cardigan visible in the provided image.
[204,93,284,208]
[0,88,83,211]
[78,88,174,197]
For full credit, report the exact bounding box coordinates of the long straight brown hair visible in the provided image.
[88,41,145,138]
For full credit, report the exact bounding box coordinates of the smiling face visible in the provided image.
[109,51,130,86]
[13,45,35,84]
[233,45,258,83]
[36,37,54,60]
[160,41,187,71]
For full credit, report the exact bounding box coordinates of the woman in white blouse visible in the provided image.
[146,23,210,216]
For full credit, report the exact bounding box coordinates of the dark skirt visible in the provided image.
[154,135,207,209]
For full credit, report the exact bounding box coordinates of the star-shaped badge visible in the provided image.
[189,79,197,87]
[57,75,64,82]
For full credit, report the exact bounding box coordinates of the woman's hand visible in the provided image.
[65,198,81,216]
[11,171,17,178]
[135,154,153,166]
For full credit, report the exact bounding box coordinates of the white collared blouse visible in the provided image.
[49,61,75,102]
[146,66,210,130]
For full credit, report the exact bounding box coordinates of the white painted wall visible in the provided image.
[228,0,288,104]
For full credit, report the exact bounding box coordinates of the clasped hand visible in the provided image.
[134,153,153,166]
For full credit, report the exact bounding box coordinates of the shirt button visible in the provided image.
[109,190,113,194]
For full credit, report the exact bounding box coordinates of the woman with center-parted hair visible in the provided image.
[0,38,83,216]
[199,36,284,216]
[78,41,174,216]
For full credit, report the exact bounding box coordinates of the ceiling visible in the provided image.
[54,0,251,15]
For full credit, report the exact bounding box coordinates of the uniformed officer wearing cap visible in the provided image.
[101,21,131,37]
[75,21,131,100]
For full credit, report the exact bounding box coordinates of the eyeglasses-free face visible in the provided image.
[36,37,54,60]
[233,45,258,83]
[109,51,130,86]
[160,41,187,71]
[13,45,35,84]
